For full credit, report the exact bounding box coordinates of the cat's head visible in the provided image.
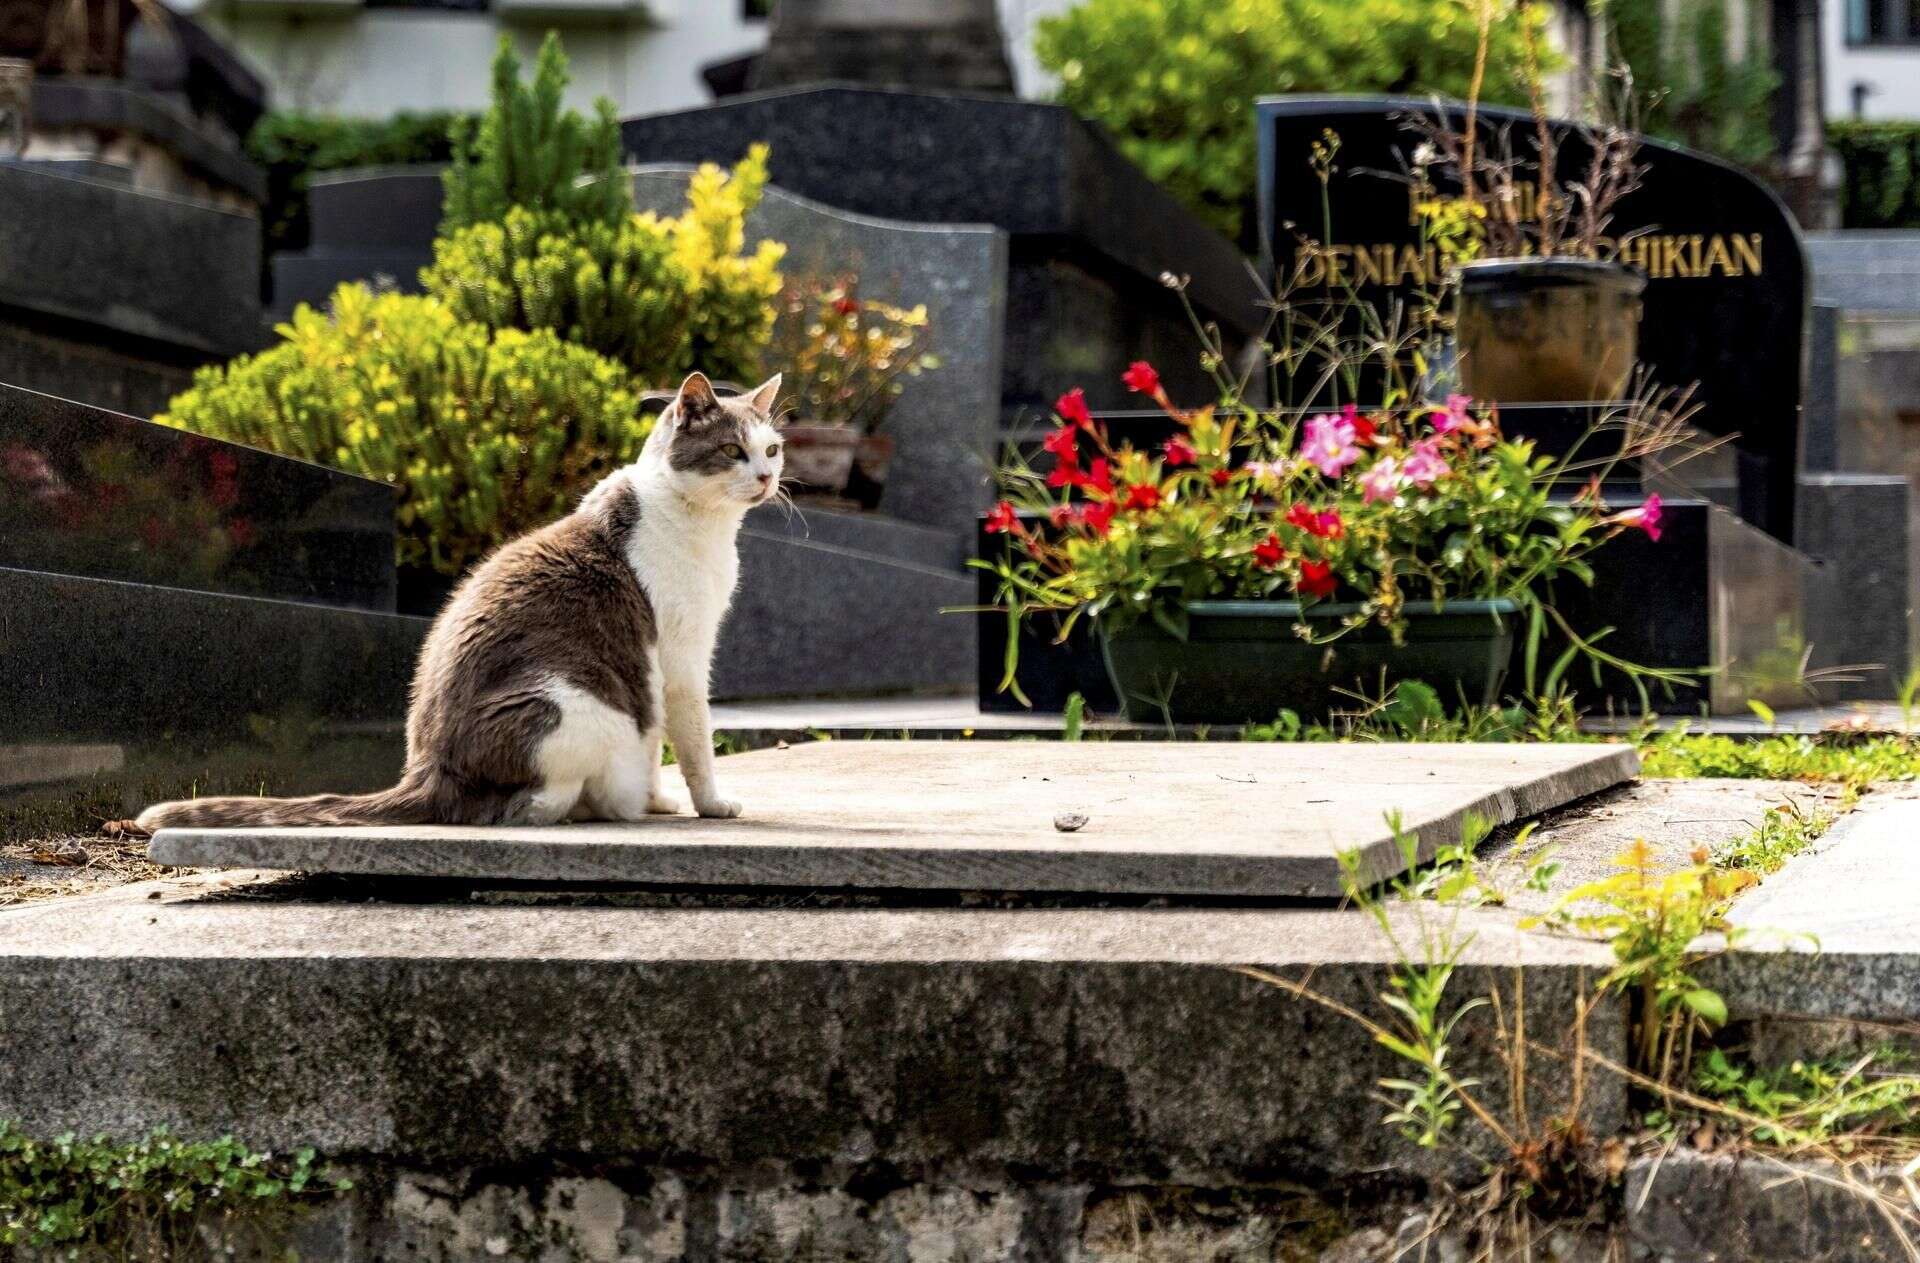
[648,371,785,509]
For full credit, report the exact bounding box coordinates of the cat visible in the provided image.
[135,371,784,832]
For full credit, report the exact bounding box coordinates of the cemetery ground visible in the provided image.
[8,716,1920,1260]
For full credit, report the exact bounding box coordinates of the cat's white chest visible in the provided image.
[626,510,739,650]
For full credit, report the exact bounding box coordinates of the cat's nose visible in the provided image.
[755,471,773,487]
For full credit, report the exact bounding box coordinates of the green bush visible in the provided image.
[1034,0,1554,242]
[423,144,786,388]
[247,110,467,257]
[1829,120,1920,229]
[441,33,629,233]
[1609,0,1778,168]
[156,286,647,575]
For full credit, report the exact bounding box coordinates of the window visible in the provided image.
[1849,0,1920,43]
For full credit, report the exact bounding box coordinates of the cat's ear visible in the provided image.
[743,373,782,417]
[673,372,720,425]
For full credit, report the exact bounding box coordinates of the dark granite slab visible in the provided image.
[1257,96,1809,545]
[619,85,1266,340]
[0,566,427,837]
[0,383,398,610]
[0,161,263,356]
[29,77,267,203]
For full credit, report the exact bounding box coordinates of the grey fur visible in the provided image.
[135,372,776,832]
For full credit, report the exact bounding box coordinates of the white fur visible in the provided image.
[533,377,784,822]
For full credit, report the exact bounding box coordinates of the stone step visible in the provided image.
[146,740,1638,898]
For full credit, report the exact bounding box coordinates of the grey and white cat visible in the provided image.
[137,371,784,831]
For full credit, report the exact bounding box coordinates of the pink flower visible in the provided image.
[1431,393,1474,435]
[1616,493,1664,542]
[1243,460,1287,486]
[1048,504,1074,528]
[1285,503,1344,539]
[1162,435,1197,467]
[1301,413,1361,477]
[1359,457,1404,504]
[1402,438,1450,489]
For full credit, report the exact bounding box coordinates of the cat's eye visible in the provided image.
[720,443,746,460]
[766,444,781,458]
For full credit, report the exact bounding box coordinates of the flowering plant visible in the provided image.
[764,277,939,434]
[980,357,1681,704]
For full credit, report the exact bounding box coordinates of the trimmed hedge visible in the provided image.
[1829,120,1920,230]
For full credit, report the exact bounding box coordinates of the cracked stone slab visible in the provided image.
[147,741,1637,897]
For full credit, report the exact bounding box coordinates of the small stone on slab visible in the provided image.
[147,741,1638,898]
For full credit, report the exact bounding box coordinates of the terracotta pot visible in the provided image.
[779,423,859,494]
[1453,258,1644,403]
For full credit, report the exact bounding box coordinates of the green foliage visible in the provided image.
[424,145,786,388]
[1527,839,1753,1082]
[765,276,939,432]
[1828,120,1920,230]
[1639,727,1920,789]
[441,33,629,233]
[0,1122,346,1255]
[155,286,646,576]
[1034,0,1555,240]
[1608,0,1779,167]
[247,109,467,257]
[1693,1048,1920,1149]
[1713,798,1838,875]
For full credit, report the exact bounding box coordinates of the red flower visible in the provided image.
[1296,560,1338,599]
[833,296,861,316]
[1162,435,1197,466]
[1080,501,1116,536]
[1049,504,1074,528]
[1210,468,1234,487]
[1122,360,1162,396]
[1284,503,1344,539]
[1253,532,1284,571]
[1123,482,1161,512]
[985,500,1020,534]
[1042,425,1079,463]
[1047,461,1086,489]
[1086,458,1114,496]
[1054,387,1094,429]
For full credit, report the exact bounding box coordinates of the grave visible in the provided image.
[0,383,429,837]
[146,740,1636,897]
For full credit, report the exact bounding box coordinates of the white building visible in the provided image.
[1827,0,1920,118]
[174,0,1072,118]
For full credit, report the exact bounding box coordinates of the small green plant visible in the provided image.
[1829,120,1920,230]
[248,109,467,257]
[1527,840,1752,1086]
[1061,692,1086,742]
[1609,0,1780,168]
[1693,1048,1920,1151]
[1713,799,1838,876]
[0,1123,348,1257]
[1640,727,1920,789]
[441,34,628,233]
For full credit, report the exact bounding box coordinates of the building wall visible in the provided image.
[174,0,1078,118]
[1824,0,1920,119]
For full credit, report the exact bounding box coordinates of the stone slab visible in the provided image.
[148,741,1638,897]
[0,876,1620,1180]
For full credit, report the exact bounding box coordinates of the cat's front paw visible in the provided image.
[694,795,743,819]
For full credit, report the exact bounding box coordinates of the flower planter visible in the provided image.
[1454,258,1644,403]
[780,423,860,496]
[1099,599,1518,724]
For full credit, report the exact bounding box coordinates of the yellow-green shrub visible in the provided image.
[423,145,786,387]
[155,285,647,575]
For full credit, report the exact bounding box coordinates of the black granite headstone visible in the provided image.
[1256,96,1810,542]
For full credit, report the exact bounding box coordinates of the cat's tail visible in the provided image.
[136,779,437,833]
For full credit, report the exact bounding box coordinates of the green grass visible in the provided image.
[1639,729,1920,789]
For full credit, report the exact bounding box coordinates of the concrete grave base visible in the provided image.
[147,741,1639,898]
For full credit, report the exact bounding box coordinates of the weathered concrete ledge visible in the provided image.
[0,876,1620,1188]
[148,741,1639,897]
